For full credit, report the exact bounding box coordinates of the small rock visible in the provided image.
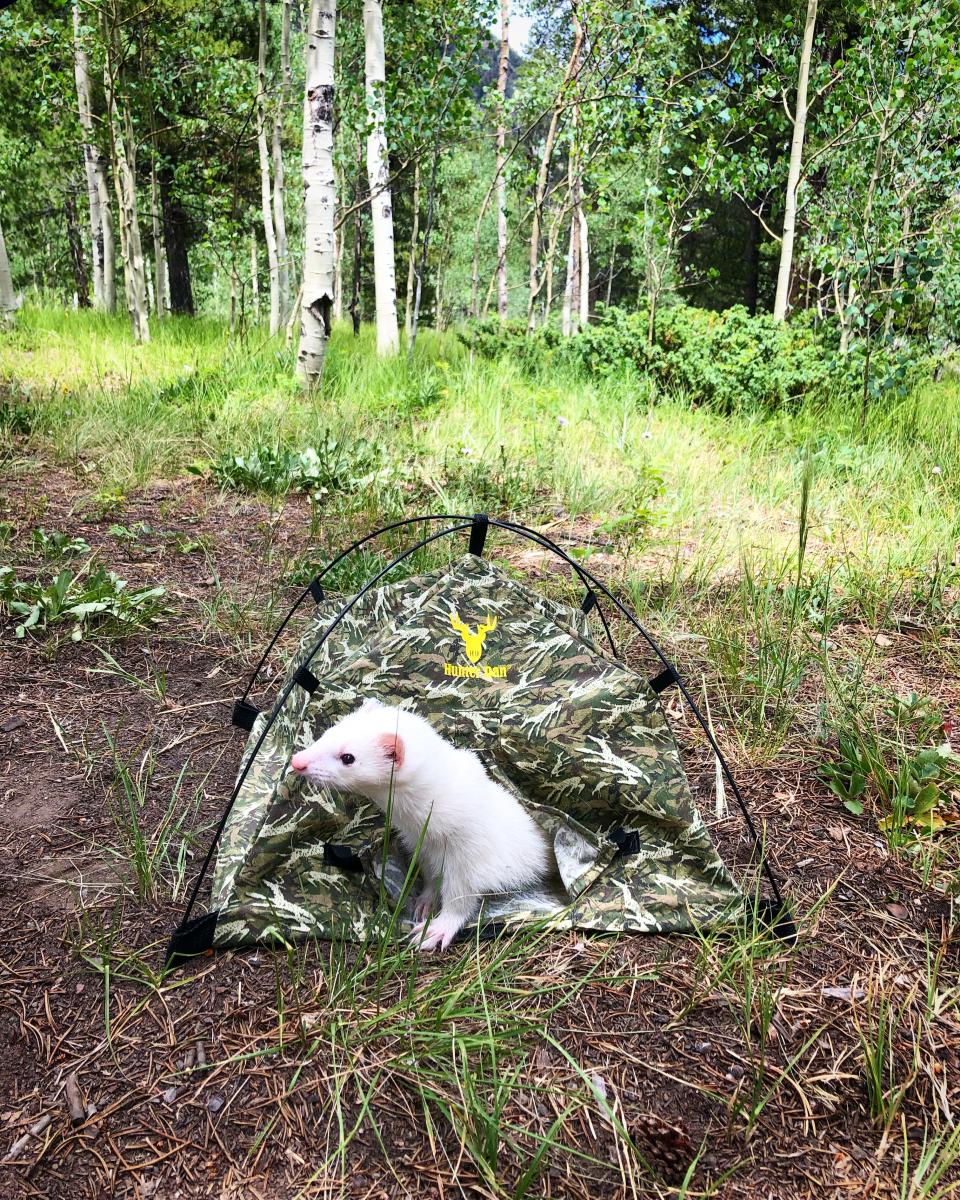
[874,633,893,648]
[0,715,26,733]
[690,1040,712,1053]
[822,985,865,1002]
[726,1064,744,1081]
[885,901,909,920]
[207,1094,224,1113]
[162,1087,177,1105]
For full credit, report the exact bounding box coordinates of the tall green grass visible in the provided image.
[2,305,958,581]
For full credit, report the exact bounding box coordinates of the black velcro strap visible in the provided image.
[293,666,319,694]
[581,590,597,615]
[469,513,489,557]
[164,911,218,969]
[323,843,364,872]
[609,827,641,857]
[308,577,325,603]
[232,699,260,731]
[649,666,679,695]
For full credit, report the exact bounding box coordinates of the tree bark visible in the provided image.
[404,158,420,340]
[297,0,337,385]
[495,0,510,321]
[158,165,194,314]
[73,1,114,312]
[103,8,149,343]
[0,215,18,323]
[577,198,589,327]
[149,155,168,316]
[773,0,818,321]
[65,184,91,306]
[251,230,260,322]
[272,0,292,326]
[363,0,399,354]
[258,0,281,335]
[527,19,583,331]
[350,136,363,336]
[408,141,440,355]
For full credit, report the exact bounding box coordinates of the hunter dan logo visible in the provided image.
[444,610,512,679]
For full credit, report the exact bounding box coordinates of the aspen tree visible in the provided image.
[363,0,399,355]
[72,2,115,311]
[773,0,818,321]
[297,0,337,385]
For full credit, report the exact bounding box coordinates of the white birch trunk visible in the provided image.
[773,0,818,321]
[578,204,589,327]
[73,2,115,311]
[103,17,149,344]
[272,0,292,326]
[251,230,261,322]
[0,216,18,323]
[297,0,337,386]
[404,159,420,340]
[363,0,399,355]
[495,0,510,321]
[150,158,168,316]
[258,0,281,335]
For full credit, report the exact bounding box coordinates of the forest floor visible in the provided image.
[0,309,959,1198]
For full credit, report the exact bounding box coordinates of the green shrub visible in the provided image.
[466,304,933,412]
[0,564,166,640]
[202,432,385,498]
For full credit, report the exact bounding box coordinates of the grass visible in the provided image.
[2,306,960,1197]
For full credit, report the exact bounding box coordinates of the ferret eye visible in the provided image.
[340,753,355,766]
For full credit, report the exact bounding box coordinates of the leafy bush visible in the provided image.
[30,528,91,558]
[0,564,166,640]
[203,433,385,498]
[466,304,932,412]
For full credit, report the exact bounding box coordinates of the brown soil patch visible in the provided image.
[0,462,957,1199]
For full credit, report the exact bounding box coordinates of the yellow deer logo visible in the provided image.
[449,610,497,664]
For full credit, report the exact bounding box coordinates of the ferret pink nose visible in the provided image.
[291,752,309,773]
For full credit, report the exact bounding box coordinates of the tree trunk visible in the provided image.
[251,230,260,322]
[65,184,91,307]
[404,159,421,340]
[272,0,292,327]
[363,0,399,355]
[149,156,168,316]
[495,0,510,321]
[0,216,18,323]
[773,0,818,322]
[408,142,439,356]
[258,0,281,335]
[297,0,337,386]
[561,207,580,337]
[73,1,115,312]
[605,225,617,307]
[350,136,362,336]
[578,204,589,328]
[333,222,343,320]
[527,20,583,331]
[103,12,149,343]
[158,164,194,314]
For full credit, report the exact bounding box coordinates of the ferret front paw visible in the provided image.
[408,911,464,952]
[412,888,437,922]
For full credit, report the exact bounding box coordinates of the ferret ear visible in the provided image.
[377,733,405,769]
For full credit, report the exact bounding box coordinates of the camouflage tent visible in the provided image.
[168,517,785,962]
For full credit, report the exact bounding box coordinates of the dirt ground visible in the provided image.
[0,464,957,1199]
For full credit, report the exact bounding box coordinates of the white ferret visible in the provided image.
[290,699,551,951]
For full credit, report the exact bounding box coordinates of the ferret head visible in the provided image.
[290,700,406,796]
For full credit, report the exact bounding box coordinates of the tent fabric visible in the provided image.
[209,553,742,948]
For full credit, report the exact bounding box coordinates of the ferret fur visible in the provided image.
[290,700,550,950]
